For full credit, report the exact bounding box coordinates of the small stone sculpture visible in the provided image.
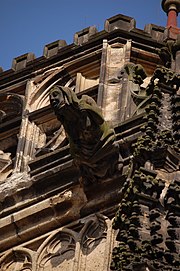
[124,62,147,85]
[50,85,119,184]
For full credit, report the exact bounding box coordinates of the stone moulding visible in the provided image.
[0,247,36,271]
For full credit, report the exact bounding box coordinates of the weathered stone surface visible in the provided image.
[97,40,148,124]
[0,172,32,201]
[111,64,180,271]
[0,185,87,251]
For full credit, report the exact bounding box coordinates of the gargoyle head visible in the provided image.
[49,86,79,114]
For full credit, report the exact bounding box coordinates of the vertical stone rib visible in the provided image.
[14,116,29,173]
[97,39,108,108]
[98,40,132,126]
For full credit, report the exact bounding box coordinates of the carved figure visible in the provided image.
[124,62,147,85]
[0,93,23,123]
[158,38,180,68]
[50,86,119,184]
[122,62,150,115]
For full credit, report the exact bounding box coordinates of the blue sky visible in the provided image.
[1,0,179,71]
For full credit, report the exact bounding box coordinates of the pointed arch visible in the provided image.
[0,247,35,271]
[28,67,76,112]
[36,228,76,271]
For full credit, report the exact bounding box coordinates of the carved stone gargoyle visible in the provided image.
[158,38,180,68]
[49,86,119,185]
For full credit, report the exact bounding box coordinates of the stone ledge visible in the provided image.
[0,185,86,252]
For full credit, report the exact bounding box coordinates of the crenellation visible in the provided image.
[43,39,67,58]
[104,14,136,33]
[144,23,166,42]
[0,20,168,75]
[12,52,36,71]
[74,25,98,45]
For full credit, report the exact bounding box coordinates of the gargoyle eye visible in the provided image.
[52,91,59,98]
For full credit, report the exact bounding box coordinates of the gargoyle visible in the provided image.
[124,62,147,85]
[123,62,150,115]
[158,38,180,68]
[49,86,119,184]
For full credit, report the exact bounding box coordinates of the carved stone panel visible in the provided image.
[0,214,116,271]
[0,248,35,271]
[36,214,112,271]
[37,230,76,271]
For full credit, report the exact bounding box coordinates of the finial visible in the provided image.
[162,0,180,27]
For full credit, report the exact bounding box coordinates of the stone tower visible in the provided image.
[0,1,179,271]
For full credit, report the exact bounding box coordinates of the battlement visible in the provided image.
[0,14,169,74]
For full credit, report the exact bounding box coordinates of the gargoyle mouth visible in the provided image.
[51,99,59,109]
[51,98,67,111]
